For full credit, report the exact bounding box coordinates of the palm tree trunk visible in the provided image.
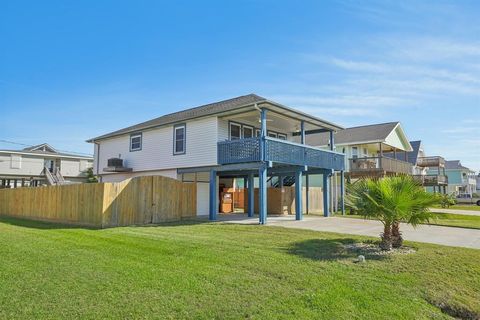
[380,222,392,251]
[392,221,403,248]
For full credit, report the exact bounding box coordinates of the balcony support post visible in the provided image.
[259,164,267,225]
[340,170,345,215]
[323,170,332,217]
[260,107,267,160]
[300,121,306,144]
[209,169,218,221]
[379,143,383,168]
[305,173,309,215]
[295,169,303,220]
[247,173,255,218]
[329,130,335,151]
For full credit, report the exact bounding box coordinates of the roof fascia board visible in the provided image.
[385,123,414,152]
[262,100,344,131]
[0,150,93,160]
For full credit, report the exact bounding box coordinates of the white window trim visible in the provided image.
[242,125,254,138]
[174,124,186,155]
[277,133,287,140]
[130,133,142,152]
[229,122,242,140]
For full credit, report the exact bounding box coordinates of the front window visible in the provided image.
[268,131,277,138]
[277,133,287,140]
[243,125,253,138]
[229,122,241,140]
[352,147,358,159]
[174,124,186,154]
[130,133,142,151]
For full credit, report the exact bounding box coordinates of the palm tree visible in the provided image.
[346,176,439,250]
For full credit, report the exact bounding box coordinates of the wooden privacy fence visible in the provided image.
[0,176,197,228]
[246,187,324,215]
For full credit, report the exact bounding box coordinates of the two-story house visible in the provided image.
[87,94,346,224]
[384,140,448,193]
[0,143,93,188]
[438,160,477,196]
[305,122,413,179]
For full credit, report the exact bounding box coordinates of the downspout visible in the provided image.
[94,141,102,183]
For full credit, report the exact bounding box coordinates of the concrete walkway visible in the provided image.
[430,208,480,216]
[217,214,480,249]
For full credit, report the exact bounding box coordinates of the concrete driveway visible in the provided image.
[217,214,480,249]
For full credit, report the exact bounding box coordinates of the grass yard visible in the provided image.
[433,204,480,211]
[340,212,480,230]
[0,217,479,319]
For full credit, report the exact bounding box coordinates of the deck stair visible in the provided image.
[44,166,67,186]
[268,176,296,188]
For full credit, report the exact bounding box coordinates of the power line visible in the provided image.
[0,139,93,157]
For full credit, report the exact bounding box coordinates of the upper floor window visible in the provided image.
[130,133,142,152]
[243,125,254,138]
[268,131,278,138]
[277,133,287,140]
[174,124,186,155]
[229,122,241,140]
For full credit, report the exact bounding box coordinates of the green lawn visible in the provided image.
[0,217,479,319]
[340,212,480,230]
[433,204,480,211]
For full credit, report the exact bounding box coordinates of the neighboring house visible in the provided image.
[87,94,346,223]
[0,143,93,188]
[438,160,477,196]
[384,140,448,193]
[305,122,413,179]
[476,174,480,194]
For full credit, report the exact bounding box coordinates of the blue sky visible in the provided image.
[1,0,479,171]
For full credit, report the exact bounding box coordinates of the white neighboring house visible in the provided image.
[0,143,93,188]
[87,94,345,219]
[304,122,414,178]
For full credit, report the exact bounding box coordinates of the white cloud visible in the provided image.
[442,127,478,134]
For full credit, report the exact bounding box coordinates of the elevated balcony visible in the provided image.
[413,174,448,186]
[217,137,345,171]
[348,156,413,177]
[417,156,445,168]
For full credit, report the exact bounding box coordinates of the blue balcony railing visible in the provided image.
[217,137,345,171]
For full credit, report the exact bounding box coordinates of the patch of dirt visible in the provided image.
[343,242,417,256]
[428,299,479,320]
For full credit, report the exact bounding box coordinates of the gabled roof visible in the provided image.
[307,122,412,151]
[0,148,93,159]
[445,160,472,171]
[87,94,344,142]
[384,140,421,165]
[0,143,92,160]
[23,143,57,153]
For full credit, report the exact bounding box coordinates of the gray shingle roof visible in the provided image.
[87,93,344,142]
[306,122,399,146]
[88,94,267,142]
[445,160,471,171]
[0,148,92,159]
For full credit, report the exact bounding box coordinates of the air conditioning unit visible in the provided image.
[104,158,132,172]
[107,158,124,167]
